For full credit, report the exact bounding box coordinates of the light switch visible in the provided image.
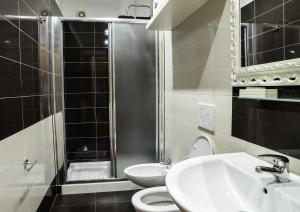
[198,103,215,132]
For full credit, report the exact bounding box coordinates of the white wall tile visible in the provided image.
[0,115,58,212]
[162,0,300,175]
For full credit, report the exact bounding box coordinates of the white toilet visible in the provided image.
[128,135,213,212]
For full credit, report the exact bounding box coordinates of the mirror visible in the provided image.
[231,0,300,86]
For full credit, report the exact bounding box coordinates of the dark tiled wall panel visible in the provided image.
[0,0,62,141]
[232,87,300,159]
[63,21,110,163]
[241,0,300,67]
[0,0,63,211]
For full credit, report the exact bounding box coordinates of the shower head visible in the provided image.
[118,4,152,20]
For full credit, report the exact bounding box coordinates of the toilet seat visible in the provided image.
[132,186,180,212]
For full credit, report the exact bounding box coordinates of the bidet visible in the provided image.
[124,163,168,187]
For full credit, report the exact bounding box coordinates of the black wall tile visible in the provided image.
[21,65,40,96]
[65,108,96,123]
[64,93,95,108]
[0,0,63,144]
[94,48,109,62]
[95,33,109,48]
[64,33,95,48]
[0,98,23,140]
[95,23,108,33]
[22,96,41,128]
[285,20,300,46]
[95,78,109,92]
[255,6,283,35]
[66,138,97,153]
[255,0,283,16]
[63,22,95,33]
[0,57,22,98]
[20,32,39,67]
[240,0,300,66]
[97,123,109,137]
[96,137,110,152]
[96,108,109,123]
[63,22,111,163]
[285,43,300,60]
[0,17,20,61]
[64,62,96,78]
[41,95,50,119]
[64,78,95,93]
[67,152,98,161]
[284,0,300,24]
[96,93,109,107]
[19,18,39,43]
[95,63,109,77]
[241,2,254,23]
[66,123,97,138]
[232,97,258,142]
[253,47,284,65]
[64,48,95,62]
[255,27,284,53]
[232,87,300,159]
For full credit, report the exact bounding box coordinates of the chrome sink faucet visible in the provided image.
[255,154,290,183]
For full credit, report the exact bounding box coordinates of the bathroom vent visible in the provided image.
[76,10,86,17]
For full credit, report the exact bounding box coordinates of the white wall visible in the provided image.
[163,0,300,175]
[0,113,63,212]
[240,0,253,8]
[61,0,152,18]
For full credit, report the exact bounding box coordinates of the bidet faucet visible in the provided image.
[255,154,290,183]
[160,158,172,169]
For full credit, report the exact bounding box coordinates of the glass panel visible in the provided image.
[113,23,157,178]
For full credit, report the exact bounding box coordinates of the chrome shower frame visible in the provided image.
[59,17,161,183]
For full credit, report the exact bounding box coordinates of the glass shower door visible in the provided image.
[112,23,158,178]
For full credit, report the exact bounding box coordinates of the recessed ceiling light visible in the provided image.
[290,50,296,54]
[104,39,109,45]
[4,40,11,44]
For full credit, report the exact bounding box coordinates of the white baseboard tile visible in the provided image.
[62,181,143,195]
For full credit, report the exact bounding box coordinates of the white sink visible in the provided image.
[166,152,300,212]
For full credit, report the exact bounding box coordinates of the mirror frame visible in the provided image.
[231,0,300,87]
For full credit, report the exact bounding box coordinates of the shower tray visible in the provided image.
[67,161,111,182]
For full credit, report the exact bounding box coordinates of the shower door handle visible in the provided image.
[24,159,38,172]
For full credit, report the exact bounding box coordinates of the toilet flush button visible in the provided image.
[198,103,215,132]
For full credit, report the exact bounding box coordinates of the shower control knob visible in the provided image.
[83,146,88,152]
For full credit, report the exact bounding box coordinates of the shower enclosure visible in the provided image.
[61,19,158,182]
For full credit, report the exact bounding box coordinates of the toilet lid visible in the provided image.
[188,135,212,158]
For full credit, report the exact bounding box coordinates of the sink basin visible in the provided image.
[124,163,168,187]
[166,152,300,212]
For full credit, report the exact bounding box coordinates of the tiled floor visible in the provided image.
[49,190,138,212]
